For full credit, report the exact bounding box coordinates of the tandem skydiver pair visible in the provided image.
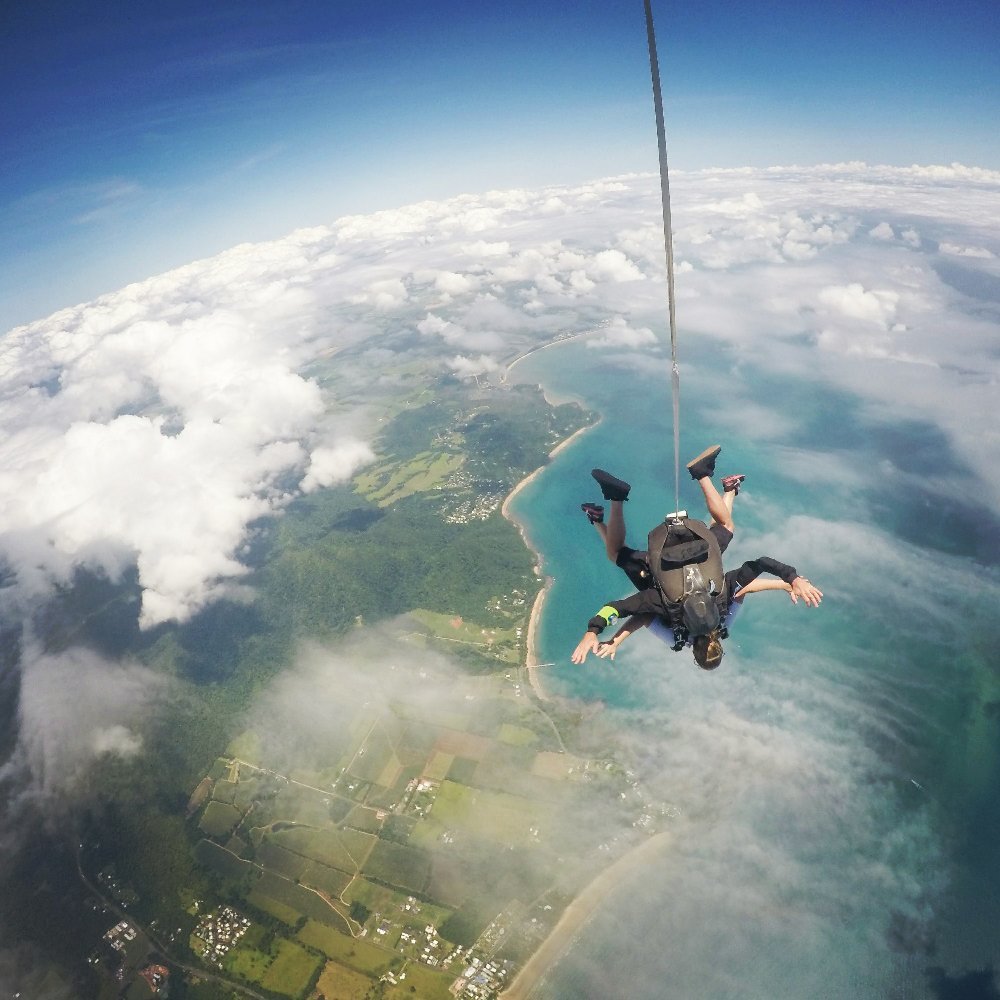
[571,445,823,670]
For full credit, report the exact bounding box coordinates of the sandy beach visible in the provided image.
[501,421,597,702]
[499,831,673,1000]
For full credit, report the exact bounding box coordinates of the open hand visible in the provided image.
[790,577,823,607]
[571,632,600,664]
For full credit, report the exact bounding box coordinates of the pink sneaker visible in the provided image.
[721,474,745,496]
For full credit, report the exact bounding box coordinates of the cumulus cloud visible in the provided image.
[447,353,502,377]
[586,316,657,349]
[818,282,900,326]
[300,439,376,493]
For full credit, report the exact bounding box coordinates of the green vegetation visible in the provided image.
[264,827,361,873]
[300,861,353,897]
[386,962,454,1000]
[198,801,243,839]
[30,372,627,1000]
[245,890,302,927]
[193,839,252,882]
[497,723,540,747]
[296,921,394,976]
[254,871,350,929]
[411,780,550,848]
[313,960,371,1000]
[259,939,322,997]
[225,945,272,982]
[355,451,466,507]
[362,840,431,894]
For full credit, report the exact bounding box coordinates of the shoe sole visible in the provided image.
[591,468,631,501]
[686,445,722,470]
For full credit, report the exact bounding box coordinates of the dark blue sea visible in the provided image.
[509,337,1000,999]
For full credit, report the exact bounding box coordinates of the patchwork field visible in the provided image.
[296,921,395,976]
[313,960,371,1000]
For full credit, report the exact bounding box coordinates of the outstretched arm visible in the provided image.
[572,589,665,664]
[595,614,656,660]
[734,576,823,607]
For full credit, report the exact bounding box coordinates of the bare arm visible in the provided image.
[734,576,823,607]
[595,614,656,659]
[732,578,792,602]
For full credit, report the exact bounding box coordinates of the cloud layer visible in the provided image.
[2,163,996,630]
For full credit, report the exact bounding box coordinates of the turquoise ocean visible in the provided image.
[508,337,1000,999]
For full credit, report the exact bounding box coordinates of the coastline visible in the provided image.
[499,831,673,1000]
[501,421,598,702]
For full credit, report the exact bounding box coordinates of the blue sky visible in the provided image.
[2,0,998,332]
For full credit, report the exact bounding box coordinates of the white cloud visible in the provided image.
[818,282,899,326]
[433,270,478,296]
[587,316,657,349]
[300,440,376,493]
[3,647,168,804]
[939,241,995,259]
[3,160,998,633]
[447,353,501,376]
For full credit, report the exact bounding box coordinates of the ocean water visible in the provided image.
[508,338,1000,999]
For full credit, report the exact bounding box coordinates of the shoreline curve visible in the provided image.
[501,421,598,701]
[499,831,672,1000]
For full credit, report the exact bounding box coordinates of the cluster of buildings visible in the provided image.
[451,955,511,998]
[399,776,440,818]
[138,964,170,995]
[102,919,137,952]
[443,493,503,523]
[396,916,460,969]
[191,906,250,966]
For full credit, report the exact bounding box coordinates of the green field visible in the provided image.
[260,939,322,998]
[266,827,362,873]
[314,960,371,1000]
[225,944,272,982]
[408,608,520,648]
[193,839,253,881]
[255,871,350,929]
[410,780,549,848]
[199,801,243,839]
[301,861,353,897]
[212,778,238,804]
[362,840,431,894]
[296,921,394,976]
[256,840,310,881]
[246,889,302,927]
[355,451,465,507]
[497,723,539,747]
[387,962,455,1000]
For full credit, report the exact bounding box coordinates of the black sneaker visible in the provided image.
[591,469,631,502]
[581,502,605,524]
[686,445,721,481]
